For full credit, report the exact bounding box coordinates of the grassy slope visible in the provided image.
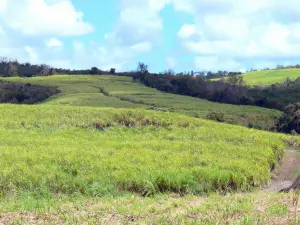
[0,75,298,224]
[241,68,300,86]
[2,75,281,129]
[0,104,286,195]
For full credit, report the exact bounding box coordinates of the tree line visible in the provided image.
[0,58,118,77]
[131,63,283,110]
[2,57,300,134]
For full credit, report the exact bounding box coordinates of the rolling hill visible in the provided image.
[2,75,281,130]
[238,68,300,86]
[0,75,299,224]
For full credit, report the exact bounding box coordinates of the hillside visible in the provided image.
[0,75,299,224]
[240,69,300,86]
[1,75,281,130]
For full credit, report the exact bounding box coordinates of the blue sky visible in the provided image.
[1,0,300,73]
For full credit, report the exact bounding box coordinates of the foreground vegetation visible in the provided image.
[1,75,281,130]
[0,75,299,223]
[1,192,299,224]
[0,104,287,197]
[0,104,298,224]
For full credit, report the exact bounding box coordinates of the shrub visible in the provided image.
[206,111,226,122]
[277,103,300,134]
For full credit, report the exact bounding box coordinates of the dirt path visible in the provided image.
[264,149,300,192]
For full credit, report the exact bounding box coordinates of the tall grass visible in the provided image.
[1,75,282,129]
[0,104,287,197]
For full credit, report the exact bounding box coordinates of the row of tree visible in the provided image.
[0,58,118,77]
[131,63,282,110]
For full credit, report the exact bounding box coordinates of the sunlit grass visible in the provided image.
[213,68,300,86]
[0,104,288,197]
[1,75,282,129]
[0,75,298,222]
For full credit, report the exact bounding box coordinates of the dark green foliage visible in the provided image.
[0,81,59,104]
[109,68,116,74]
[90,67,102,75]
[206,111,225,122]
[131,63,300,114]
[277,103,300,134]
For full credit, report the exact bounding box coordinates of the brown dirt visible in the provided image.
[264,150,300,192]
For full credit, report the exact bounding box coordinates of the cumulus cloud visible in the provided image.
[46,38,64,48]
[0,0,94,68]
[95,0,171,70]
[177,24,197,39]
[194,56,243,71]
[1,0,93,37]
[0,0,171,70]
[173,0,300,71]
[1,0,300,72]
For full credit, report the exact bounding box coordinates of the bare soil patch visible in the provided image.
[264,150,300,192]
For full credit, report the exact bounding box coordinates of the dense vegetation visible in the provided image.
[0,81,58,104]
[132,64,285,111]
[132,63,300,114]
[277,103,300,134]
[0,57,116,77]
[0,74,299,224]
[0,104,288,197]
[3,57,300,114]
[1,75,281,131]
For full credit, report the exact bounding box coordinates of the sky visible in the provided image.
[1,0,300,73]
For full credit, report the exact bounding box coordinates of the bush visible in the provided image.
[0,82,59,104]
[277,103,300,134]
[206,111,226,122]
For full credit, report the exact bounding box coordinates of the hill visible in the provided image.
[0,75,299,224]
[1,75,281,130]
[239,69,300,86]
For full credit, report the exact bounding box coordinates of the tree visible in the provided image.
[5,63,18,77]
[134,62,149,80]
[39,64,50,76]
[137,62,148,74]
[110,68,116,74]
[227,75,244,86]
[90,67,100,75]
[277,103,300,134]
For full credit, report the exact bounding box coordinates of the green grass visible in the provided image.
[1,75,282,129]
[216,69,300,86]
[242,69,300,86]
[0,75,297,223]
[0,192,299,224]
[0,104,287,197]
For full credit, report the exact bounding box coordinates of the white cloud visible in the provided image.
[0,0,95,69]
[1,0,93,37]
[2,0,300,72]
[0,0,7,13]
[94,0,170,70]
[24,46,39,63]
[177,24,197,39]
[173,0,300,70]
[46,38,63,48]
[194,56,243,71]
[130,41,153,53]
